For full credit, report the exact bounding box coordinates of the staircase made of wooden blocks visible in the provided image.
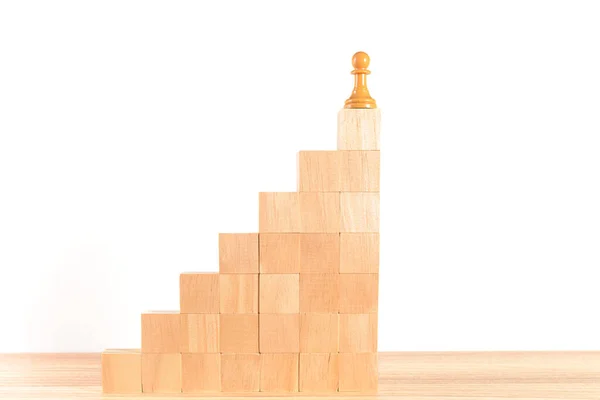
[101,51,381,395]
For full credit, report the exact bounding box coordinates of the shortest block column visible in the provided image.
[101,349,141,393]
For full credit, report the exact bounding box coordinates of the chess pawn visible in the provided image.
[344,51,377,109]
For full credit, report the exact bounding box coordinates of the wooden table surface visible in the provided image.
[1,352,599,399]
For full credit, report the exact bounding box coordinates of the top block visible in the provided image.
[337,109,381,150]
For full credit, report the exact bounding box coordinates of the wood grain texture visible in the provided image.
[180,314,220,353]
[339,353,378,392]
[180,273,220,314]
[337,108,381,150]
[220,354,260,393]
[3,352,600,399]
[260,234,339,274]
[259,192,300,233]
[101,349,141,393]
[260,353,299,392]
[299,353,339,393]
[141,311,182,353]
[339,313,377,353]
[219,274,258,314]
[300,314,339,353]
[340,192,380,233]
[299,274,339,313]
[219,314,259,353]
[181,353,221,393]
[339,151,380,192]
[259,314,300,354]
[339,273,378,313]
[340,233,379,273]
[299,192,340,233]
[298,151,341,192]
[299,233,340,273]
[218,233,259,274]
[297,150,379,192]
[259,193,341,233]
[141,353,181,393]
[259,233,301,273]
[259,274,299,314]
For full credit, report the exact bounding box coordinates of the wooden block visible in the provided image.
[219,233,259,273]
[299,274,339,313]
[181,353,221,393]
[340,233,379,273]
[259,314,300,353]
[337,108,380,150]
[338,353,378,392]
[141,312,181,353]
[259,192,300,233]
[141,353,181,393]
[221,354,260,392]
[340,192,379,232]
[298,151,340,192]
[260,233,339,274]
[259,274,299,314]
[299,233,339,273]
[339,313,378,353]
[260,353,299,392]
[219,314,259,353]
[219,274,258,313]
[299,353,339,392]
[339,274,379,313]
[180,314,219,353]
[299,192,340,233]
[101,349,141,393]
[259,233,301,273]
[180,273,219,314]
[300,314,338,353]
[339,151,380,192]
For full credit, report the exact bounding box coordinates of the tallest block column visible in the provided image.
[337,49,380,151]
[337,52,380,393]
[337,108,380,151]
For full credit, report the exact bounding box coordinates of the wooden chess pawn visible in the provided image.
[344,51,377,109]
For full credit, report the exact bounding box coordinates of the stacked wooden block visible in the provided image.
[101,108,380,394]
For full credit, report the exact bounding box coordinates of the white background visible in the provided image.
[1,1,599,353]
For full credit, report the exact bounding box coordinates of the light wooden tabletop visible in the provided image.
[1,352,599,399]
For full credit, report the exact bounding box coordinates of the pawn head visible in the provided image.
[352,51,370,70]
